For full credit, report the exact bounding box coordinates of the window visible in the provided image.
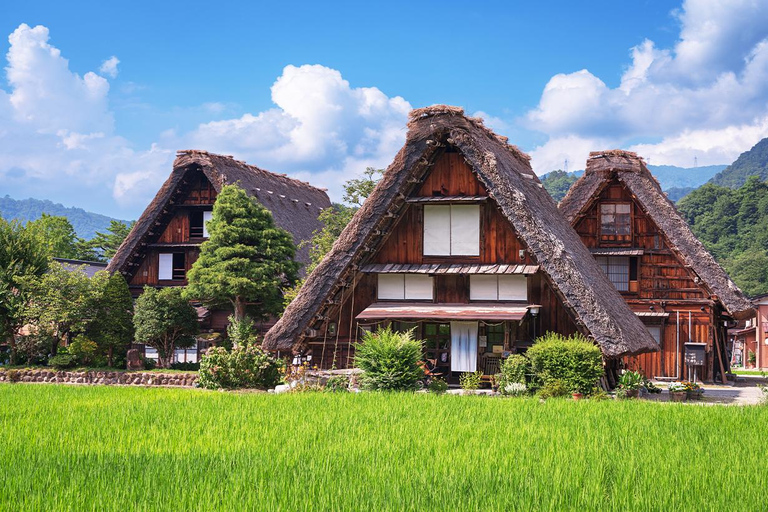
[600,203,631,236]
[424,323,451,368]
[158,253,186,280]
[377,274,434,300]
[646,325,662,344]
[469,275,527,301]
[596,256,629,291]
[484,323,505,354]
[423,205,480,256]
[189,210,213,238]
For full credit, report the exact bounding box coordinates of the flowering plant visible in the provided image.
[668,381,703,392]
[668,382,687,392]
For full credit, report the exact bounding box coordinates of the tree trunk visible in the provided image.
[108,346,114,368]
[234,296,245,322]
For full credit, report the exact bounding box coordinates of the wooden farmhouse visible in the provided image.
[264,106,658,384]
[559,150,753,383]
[107,150,331,335]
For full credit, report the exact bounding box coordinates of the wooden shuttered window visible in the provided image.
[423,205,480,256]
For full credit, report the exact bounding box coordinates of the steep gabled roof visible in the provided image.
[107,150,331,276]
[264,106,659,357]
[559,150,752,318]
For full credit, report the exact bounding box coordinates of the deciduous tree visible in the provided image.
[134,287,198,368]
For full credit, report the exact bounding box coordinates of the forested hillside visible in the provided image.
[709,138,768,188]
[677,176,768,297]
[0,196,129,239]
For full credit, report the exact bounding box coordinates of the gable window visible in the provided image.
[159,253,186,281]
[600,203,631,237]
[423,204,480,256]
[596,256,629,291]
[469,275,527,301]
[190,210,213,238]
[377,274,433,300]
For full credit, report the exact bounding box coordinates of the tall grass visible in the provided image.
[0,384,765,511]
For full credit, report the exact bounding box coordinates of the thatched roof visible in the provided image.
[107,150,331,277]
[559,150,752,317]
[264,106,659,357]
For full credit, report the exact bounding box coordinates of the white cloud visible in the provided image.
[526,0,768,173]
[99,56,120,78]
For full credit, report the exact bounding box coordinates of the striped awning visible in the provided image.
[635,311,670,318]
[405,196,488,203]
[356,303,530,321]
[590,248,644,256]
[360,263,539,275]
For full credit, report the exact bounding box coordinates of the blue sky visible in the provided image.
[1,1,767,219]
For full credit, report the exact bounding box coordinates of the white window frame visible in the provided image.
[377,274,434,300]
[202,211,213,238]
[470,275,527,301]
[158,253,173,280]
[423,204,480,256]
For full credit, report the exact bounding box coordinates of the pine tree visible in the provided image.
[184,184,299,322]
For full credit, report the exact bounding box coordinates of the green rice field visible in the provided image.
[1,384,766,511]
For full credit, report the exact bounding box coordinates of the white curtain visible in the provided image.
[450,321,478,372]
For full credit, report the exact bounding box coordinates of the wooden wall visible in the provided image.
[129,247,200,288]
[571,178,727,380]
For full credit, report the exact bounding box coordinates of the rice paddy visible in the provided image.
[1,383,766,511]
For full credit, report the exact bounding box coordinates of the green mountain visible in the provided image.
[709,138,768,188]
[0,196,131,240]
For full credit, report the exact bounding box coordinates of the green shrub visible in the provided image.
[198,344,282,390]
[497,354,530,394]
[460,370,483,391]
[617,370,644,391]
[428,377,448,394]
[526,332,603,395]
[537,379,570,399]
[354,326,424,391]
[142,356,157,371]
[170,361,199,371]
[325,375,350,393]
[68,336,98,366]
[48,353,78,370]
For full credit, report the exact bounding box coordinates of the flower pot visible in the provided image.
[669,390,687,402]
[626,389,640,398]
[687,390,703,401]
[572,392,583,401]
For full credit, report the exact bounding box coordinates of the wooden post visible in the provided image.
[712,325,728,385]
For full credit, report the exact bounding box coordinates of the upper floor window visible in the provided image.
[159,252,186,281]
[600,203,631,237]
[423,204,480,256]
[596,256,630,291]
[190,210,213,238]
[377,274,434,300]
[469,275,527,301]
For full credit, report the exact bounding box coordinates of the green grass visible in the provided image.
[732,369,766,376]
[0,384,766,511]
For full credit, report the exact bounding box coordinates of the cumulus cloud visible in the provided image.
[0,25,411,217]
[152,64,411,200]
[99,56,120,78]
[526,0,768,173]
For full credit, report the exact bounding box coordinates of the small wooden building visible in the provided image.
[559,150,753,382]
[263,106,657,382]
[107,150,331,335]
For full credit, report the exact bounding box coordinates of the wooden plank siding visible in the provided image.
[307,152,583,369]
[572,179,725,381]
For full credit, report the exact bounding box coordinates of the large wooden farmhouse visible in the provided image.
[264,106,657,383]
[107,150,331,334]
[559,150,753,382]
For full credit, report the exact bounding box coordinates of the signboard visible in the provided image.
[685,343,706,366]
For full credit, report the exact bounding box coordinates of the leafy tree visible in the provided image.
[184,184,299,322]
[25,214,80,259]
[89,272,134,367]
[88,220,133,259]
[20,261,97,357]
[540,170,578,202]
[343,167,383,207]
[725,250,768,297]
[0,218,49,363]
[134,287,198,368]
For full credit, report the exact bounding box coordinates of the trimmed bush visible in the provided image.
[48,353,78,370]
[198,345,282,390]
[354,326,424,391]
[538,379,570,399]
[526,332,603,395]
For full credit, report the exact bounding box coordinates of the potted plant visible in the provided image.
[572,391,584,401]
[668,382,688,402]
[617,370,644,398]
[683,380,704,400]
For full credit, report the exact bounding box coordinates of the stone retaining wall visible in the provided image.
[0,369,198,387]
